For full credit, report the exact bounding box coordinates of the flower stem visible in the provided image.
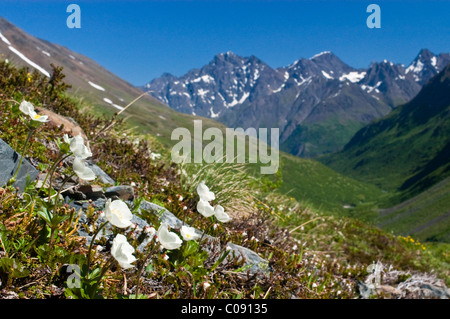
[89,256,116,299]
[46,154,71,203]
[134,243,159,299]
[51,172,75,213]
[38,153,70,199]
[86,221,109,272]
[9,128,34,186]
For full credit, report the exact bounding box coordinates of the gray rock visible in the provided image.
[85,162,115,186]
[226,243,271,275]
[138,200,184,229]
[76,184,105,200]
[105,185,134,201]
[0,138,39,192]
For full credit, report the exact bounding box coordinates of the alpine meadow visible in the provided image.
[0,1,449,303]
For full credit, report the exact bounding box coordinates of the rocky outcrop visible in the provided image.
[358,261,450,299]
[0,138,39,192]
[35,107,88,142]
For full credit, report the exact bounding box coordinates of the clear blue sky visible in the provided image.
[1,0,450,86]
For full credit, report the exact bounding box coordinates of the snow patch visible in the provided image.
[0,32,12,45]
[41,50,51,57]
[210,107,220,118]
[361,81,382,94]
[339,71,366,83]
[103,98,112,104]
[272,84,285,93]
[431,56,437,68]
[197,88,209,97]
[310,51,331,60]
[406,60,424,74]
[112,104,124,111]
[321,70,334,80]
[88,81,105,91]
[192,75,214,84]
[253,69,260,81]
[8,46,50,77]
[226,92,249,108]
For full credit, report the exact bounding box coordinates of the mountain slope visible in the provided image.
[143,50,450,158]
[0,16,223,148]
[320,64,450,241]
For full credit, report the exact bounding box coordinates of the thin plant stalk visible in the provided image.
[134,242,159,299]
[86,221,109,272]
[9,128,35,186]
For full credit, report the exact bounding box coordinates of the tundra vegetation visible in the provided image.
[0,61,448,299]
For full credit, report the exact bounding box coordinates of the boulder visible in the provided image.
[104,185,134,201]
[0,138,39,192]
[35,107,87,142]
[85,162,115,186]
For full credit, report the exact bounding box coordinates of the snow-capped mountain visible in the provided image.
[143,49,450,157]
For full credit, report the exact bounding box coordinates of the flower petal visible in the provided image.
[73,157,96,181]
[214,205,232,223]
[196,181,215,202]
[19,100,35,116]
[111,234,137,269]
[105,199,133,228]
[157,223,182,250]
[180,225,201,241]
[70,134,92,159]
[197,199,215,217]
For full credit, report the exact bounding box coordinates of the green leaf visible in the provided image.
[182,240,199,258]
[210,249,231,272]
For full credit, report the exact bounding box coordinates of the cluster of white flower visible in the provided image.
[18,100,229,275]
[196,181,231,223]
[63,134,96,181]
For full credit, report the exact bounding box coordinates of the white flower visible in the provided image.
[150,152,161,160]
[111,234,137,269]
[64,134,92,159]
[104,199,133,228]
[202,282,211,290]
[214,205,232,223]
[144,226,156,237]
[196,181,215,202]
[73,157,96,181]
[19,100,35,116]
[180,225,201,241]
[19,100,49,122]
[157,223,182,250]
[197,199,215,217]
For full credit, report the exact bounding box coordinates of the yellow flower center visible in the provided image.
[34,114,41,119]
[112,207,123,219]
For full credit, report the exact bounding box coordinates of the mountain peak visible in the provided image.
[309,51,334,60]
[417,48,435,60]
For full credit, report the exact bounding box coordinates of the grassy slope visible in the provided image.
[278,151,385,221]
[378,176,450,242]
[319,66,450,242]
